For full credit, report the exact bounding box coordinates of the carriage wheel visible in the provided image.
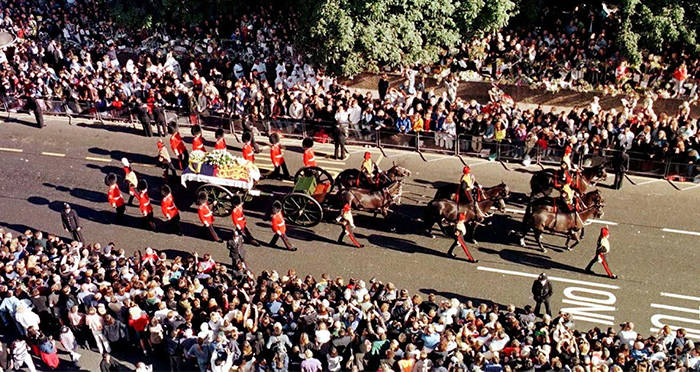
[282,192,323,227]
[294,166,334,194]
[196,184,238,217]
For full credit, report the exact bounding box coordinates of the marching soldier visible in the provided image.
[122,158,138,205]
[446,213,478,263]
[231,195,260,246]
[269,133,290,180]
[359,152,380,187]
[168,123,189,169]
[136,180,157,231]
[241,132,255,163]
[302,137,317,167]
[269,200,296,251]
[105,173,126,222]
[191,124,206,152]
[214,128,227,150]
[336,202,363,248]
[156,140,178,178]
[585,227,617,279]
[60,203,84,243]
[456,166,487,221]
[196,192,222,242]
[160,185,182,236]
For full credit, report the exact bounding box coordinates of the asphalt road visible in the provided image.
[0,114,699,369]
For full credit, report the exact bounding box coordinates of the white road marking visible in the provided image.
[85,156,112,163]
[506,208,525,214]
[661,292,700,302]
[0,147,23,153]
[662,228,700,237]
[680,184,700,191]
[569,314,615,325]
[634,179,663,186]
[40,151,65,157]
[477,266,620,290]
[589,219,619,226]
[650,303,700,315]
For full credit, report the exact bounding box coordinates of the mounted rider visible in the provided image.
[456,166,487,221]
[359,151,381,187]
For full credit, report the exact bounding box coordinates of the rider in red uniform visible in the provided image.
[302,137,317,167]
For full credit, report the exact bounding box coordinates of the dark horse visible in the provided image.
[423,183,510,241]
[529,163,607,197]
[519,189,605,253]
[335,164,412,190]
[341,180,404,230]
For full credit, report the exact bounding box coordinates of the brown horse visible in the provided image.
[529,163,607,197]
[335,164,412,190]
[342,180,404,230]
[424,183,510,241]
[519,190,605,253]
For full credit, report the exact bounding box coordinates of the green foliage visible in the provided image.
[107,2,153,31]
[297,0,511,76]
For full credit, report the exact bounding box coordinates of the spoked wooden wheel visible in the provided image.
[282,192,323,227]
[294,166,334,194]
[196,184,237,217]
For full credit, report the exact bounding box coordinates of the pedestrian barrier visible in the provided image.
[2,95,696,181]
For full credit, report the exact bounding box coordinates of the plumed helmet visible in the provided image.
[121,157,130,167]
[601,227,609,237]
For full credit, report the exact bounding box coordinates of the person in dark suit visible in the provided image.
[612,147,630,190]
[60,203,84,243]
[25,96,44,128]
[378,74,389,101]
[531,273,553,316]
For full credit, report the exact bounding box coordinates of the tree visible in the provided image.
[296,0,515,76]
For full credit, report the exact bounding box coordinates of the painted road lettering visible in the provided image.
[649,292,700,340]
[561,286,617,326]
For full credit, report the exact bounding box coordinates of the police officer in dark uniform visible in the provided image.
[612,146,630,190]
[531,273,553,316]
[227,229,246,269]
[60,203,84,243]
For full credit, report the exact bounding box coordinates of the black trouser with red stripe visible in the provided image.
[447,231,477,262]
[237,226,259,245]
[585,252,614,277]
[338,222,362,248]
[270,162,290,179]
[270,232,295,250]
[204,224,221,242]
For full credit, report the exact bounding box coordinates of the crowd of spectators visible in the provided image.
[0,0,698,174]
[1,226,699,371]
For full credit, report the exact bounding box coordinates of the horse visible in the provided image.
[529,163,607,197]
[341,180,404,231]
[335,163,412,190]
[519,189,605,253]
[423,183,510,241]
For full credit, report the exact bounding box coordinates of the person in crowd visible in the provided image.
[60,203,84,243]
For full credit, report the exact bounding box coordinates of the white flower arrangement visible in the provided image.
[205,149,236,168]
[189,150,206,163]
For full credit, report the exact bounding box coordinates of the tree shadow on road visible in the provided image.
[27,195,112,225]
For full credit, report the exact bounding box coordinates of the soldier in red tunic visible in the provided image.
[268,133,290,180]
[160,185,182,235]
[302,137,317,167]
[167,123,189,169]
[336,202,363,248]
[121,158,138,205]
[241,132,255,163]
[269,200,296,251]
[214,128,227,150]
[231,195,260,246]
[585,227,617,279]
[191,124,206,152]
[104,173,126,222]
[197,192,221,242]
[446,213,478,263]
[136,180,157,231]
